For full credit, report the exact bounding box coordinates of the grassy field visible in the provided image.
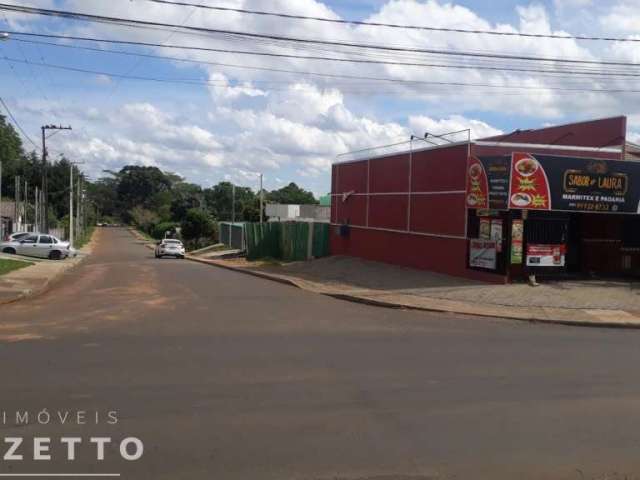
[0,258,33,276]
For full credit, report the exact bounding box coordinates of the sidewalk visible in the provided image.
[186,254,640,328]
[0,234,97,305]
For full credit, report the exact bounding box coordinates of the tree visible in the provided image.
[180,208,215,247]
[86,177,119,221]
[170,182,203,220]
[117,166,171,213]
[130,206,160,234]
[203,182,256,221]
[268,182,316,204]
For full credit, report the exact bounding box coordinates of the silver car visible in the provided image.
[1,234,72,260]
[155,239,185,259]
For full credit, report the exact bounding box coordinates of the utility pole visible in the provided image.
[14,176,19,231]
[259,173,264,225]
[0,161,3,239]
[23,179,27,231]
[68,160,84,248]
[34,186,38,233]
[41,124,72,233]
[231,183,236,224]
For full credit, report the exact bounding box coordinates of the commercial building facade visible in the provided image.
[330,116,640,282]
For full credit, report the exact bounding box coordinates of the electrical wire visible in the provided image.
[13,37,640,85]
[0,96,39,149]
[2,4,640,68]
[7,31,640,78]
[145,0,640,43]
[4,55,640,94]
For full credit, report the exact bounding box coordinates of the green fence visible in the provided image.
[245,222,330,261]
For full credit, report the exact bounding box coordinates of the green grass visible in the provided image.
[74,226,95,249]
[0,258,34,276]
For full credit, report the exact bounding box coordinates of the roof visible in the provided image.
[479,116,627,150]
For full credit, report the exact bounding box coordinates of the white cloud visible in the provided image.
[3,0,638,195]
[601,3,640,33]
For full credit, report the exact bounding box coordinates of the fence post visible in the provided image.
[307,222,314,260]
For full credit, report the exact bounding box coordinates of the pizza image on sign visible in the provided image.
[466,156,489,209]
[509,152,552,210]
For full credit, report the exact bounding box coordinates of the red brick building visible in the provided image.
[330,116,640,282]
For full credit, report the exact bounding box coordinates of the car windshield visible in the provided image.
[164,240,182,244]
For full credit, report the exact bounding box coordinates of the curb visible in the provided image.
[182,254,640,329]
[0,234,96,306]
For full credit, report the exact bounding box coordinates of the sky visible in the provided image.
[1,0,640,197]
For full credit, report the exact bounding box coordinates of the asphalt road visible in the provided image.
[1,227,640,479]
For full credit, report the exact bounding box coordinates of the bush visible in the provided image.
[180,209,215,249]
[152,221,179,240]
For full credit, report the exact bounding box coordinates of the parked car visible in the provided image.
[155,239,185,259]
[2,231,32,242]
[1,234,72,260]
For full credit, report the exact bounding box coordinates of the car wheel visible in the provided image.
[49,250,62,260]
[179,255,185,259]
[2,247,16,254]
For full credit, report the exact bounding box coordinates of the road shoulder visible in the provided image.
[184,255,640,329]
[0,233,97,306]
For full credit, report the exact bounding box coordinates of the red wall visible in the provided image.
[331,143,505,281]
[330,116,628,283]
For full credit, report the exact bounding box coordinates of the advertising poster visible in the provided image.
[509,152,640,213]
[509,153,552,210]
[469,239,498,269]
[526,244,567,267]
[479,217,492,240]
[466,156,511,210]
[466,156,489,209]
[511,219,524,264]
[490,219,503,252]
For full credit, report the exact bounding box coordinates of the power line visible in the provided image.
[146,0,640,43]
[4,55,640,94]
[6,30,640,72]
[2,4,640,68]
[15,37,640,82]
[0,96,39,149]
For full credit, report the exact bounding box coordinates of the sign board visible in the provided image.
[509,153,640,214]
[466,156,510,210]
[526,244,566,267]
[510,219,524,264]
[469,239,497,270]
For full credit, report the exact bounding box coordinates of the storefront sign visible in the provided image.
[469,239,497,269]
[466,156,510,210]
[526,244,566,267]
[509,153,640,213]
[510,219,523,264]
[509,153,552,210]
